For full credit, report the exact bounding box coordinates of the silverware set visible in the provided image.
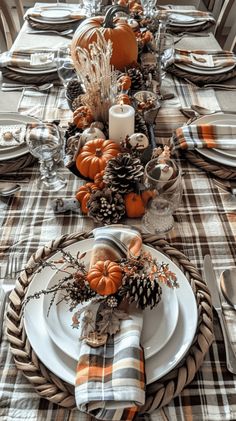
[26,29,73,37]
[204,255,236,374]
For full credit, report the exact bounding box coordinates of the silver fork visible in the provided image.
[0,254,20,341]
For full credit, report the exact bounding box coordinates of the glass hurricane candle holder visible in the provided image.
[26,123,67,192]
[142,157,183,235]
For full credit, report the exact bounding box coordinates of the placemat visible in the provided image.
[168,20,214,34]
[1,68,59,85]
[168,65,236,86]
[26,17,79,32]
[0,154,35,175]
[6,232,213,414]
[185,150,236,179]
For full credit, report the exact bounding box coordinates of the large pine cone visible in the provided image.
[121,274,162,309]
[87,188,125,225]
[135,113,149,137]
[66,79,84,101]
[127,68,144,91]
[104,153,144,194]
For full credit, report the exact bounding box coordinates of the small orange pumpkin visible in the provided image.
[76,139,120,180]
[73,106,94,129]
[141,190,156,206]
[118,75,132,91]
[116,93,132,105]
[76,182,98,214]
[71,6,138,71]
[87,260,123,296]
[94,170,105,189]
[124,192,145,218]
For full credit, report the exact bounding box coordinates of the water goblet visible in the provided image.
[142,157,183,235]
[141,0,157,18]
[56,46,76,88]
[26,123,67,192]
[83,0,102,16]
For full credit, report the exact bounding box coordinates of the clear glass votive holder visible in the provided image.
[142,157,183,235]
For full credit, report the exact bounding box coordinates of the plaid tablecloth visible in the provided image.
[1,8,236,418]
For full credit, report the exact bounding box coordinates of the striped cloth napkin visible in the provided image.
[157,9,215,23]
[75,225,145,421]
[0,49,55,69]
[174,49,236,69]
[173,124,236,150]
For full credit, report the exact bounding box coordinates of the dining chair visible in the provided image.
[214,0,236,51]
[0,0,25,50]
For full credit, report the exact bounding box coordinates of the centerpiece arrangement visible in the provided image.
[63,4,173,224]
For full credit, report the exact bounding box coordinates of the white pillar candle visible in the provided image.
[109,104,135,143]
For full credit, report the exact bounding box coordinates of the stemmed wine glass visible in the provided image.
[141,0,157,18]
[83,0,102,16]
[26,123,67,192]
[56,46,76,88]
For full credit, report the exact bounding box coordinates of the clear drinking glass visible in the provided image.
[56,46,76,88]
[141,0,157,17]
[26,123,67,192]
[142,158,183,235]
[83,0,102,16]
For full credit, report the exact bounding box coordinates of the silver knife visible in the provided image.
[203,255,236,374]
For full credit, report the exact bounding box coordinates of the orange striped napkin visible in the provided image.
[175,49,236,69]
[75,226,145,421]
[173,124,236,150]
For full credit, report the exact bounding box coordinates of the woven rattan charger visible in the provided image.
[6,231,214,414]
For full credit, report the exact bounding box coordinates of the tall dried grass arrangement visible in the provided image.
[73,32,119,123]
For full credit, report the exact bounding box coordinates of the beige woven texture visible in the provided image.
[185,151,236,179]
[0,154,35,175]
[6,232,214,413]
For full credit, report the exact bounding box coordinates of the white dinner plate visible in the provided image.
[41,8,72,20]
[7,65,57,75]
[43,258,179,360]
[192,115,236,166]
[169,19,207,28]
[169,13,197,23]
[24,238,198,385]
[175,62,235,75]
[0,113,39,161]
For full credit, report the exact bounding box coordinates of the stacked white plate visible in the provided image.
[24,239,198,385]
[28,5,86,25]
[191,114,236,167]
[169,12,206,28]
[0,113,39,161]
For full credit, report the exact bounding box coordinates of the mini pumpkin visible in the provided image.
[76,182,98,214]
[124,192,145,218]
[94,170,105,189]
[76,139,120,180]
[71,5,138,71]
[116,93,132,105]
[118,75,132,91]
[87,260,123,296]
[73,106,94,129]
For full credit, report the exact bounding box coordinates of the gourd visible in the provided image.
[76,138,120,180]
[71,6,138,71]
[73,106,94,129]
[87,260,122,295]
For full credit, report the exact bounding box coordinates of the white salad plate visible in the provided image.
[30,5,85,25]
[24,238,198,385]
[192,115,236,166]
[7,65,57,75]
[0,112,39,160]
[43,259,179,360]
[169,13,197,23]
[175,62,235,75]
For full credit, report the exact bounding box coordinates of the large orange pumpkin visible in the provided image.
[71,6,138,71]
[76,138,120,180]
[87,260,122,296]
[76,182,98,214]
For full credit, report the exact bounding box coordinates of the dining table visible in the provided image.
[1,2,236,421]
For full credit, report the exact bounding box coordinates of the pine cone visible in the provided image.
[104,153,144,194]
[87,188,125,225]
[69,277,96,305]
[121,274,162,309]
[135,113,149,137]
[66,79,84,102]
[71,96,83,112]
[127,68,144,91]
